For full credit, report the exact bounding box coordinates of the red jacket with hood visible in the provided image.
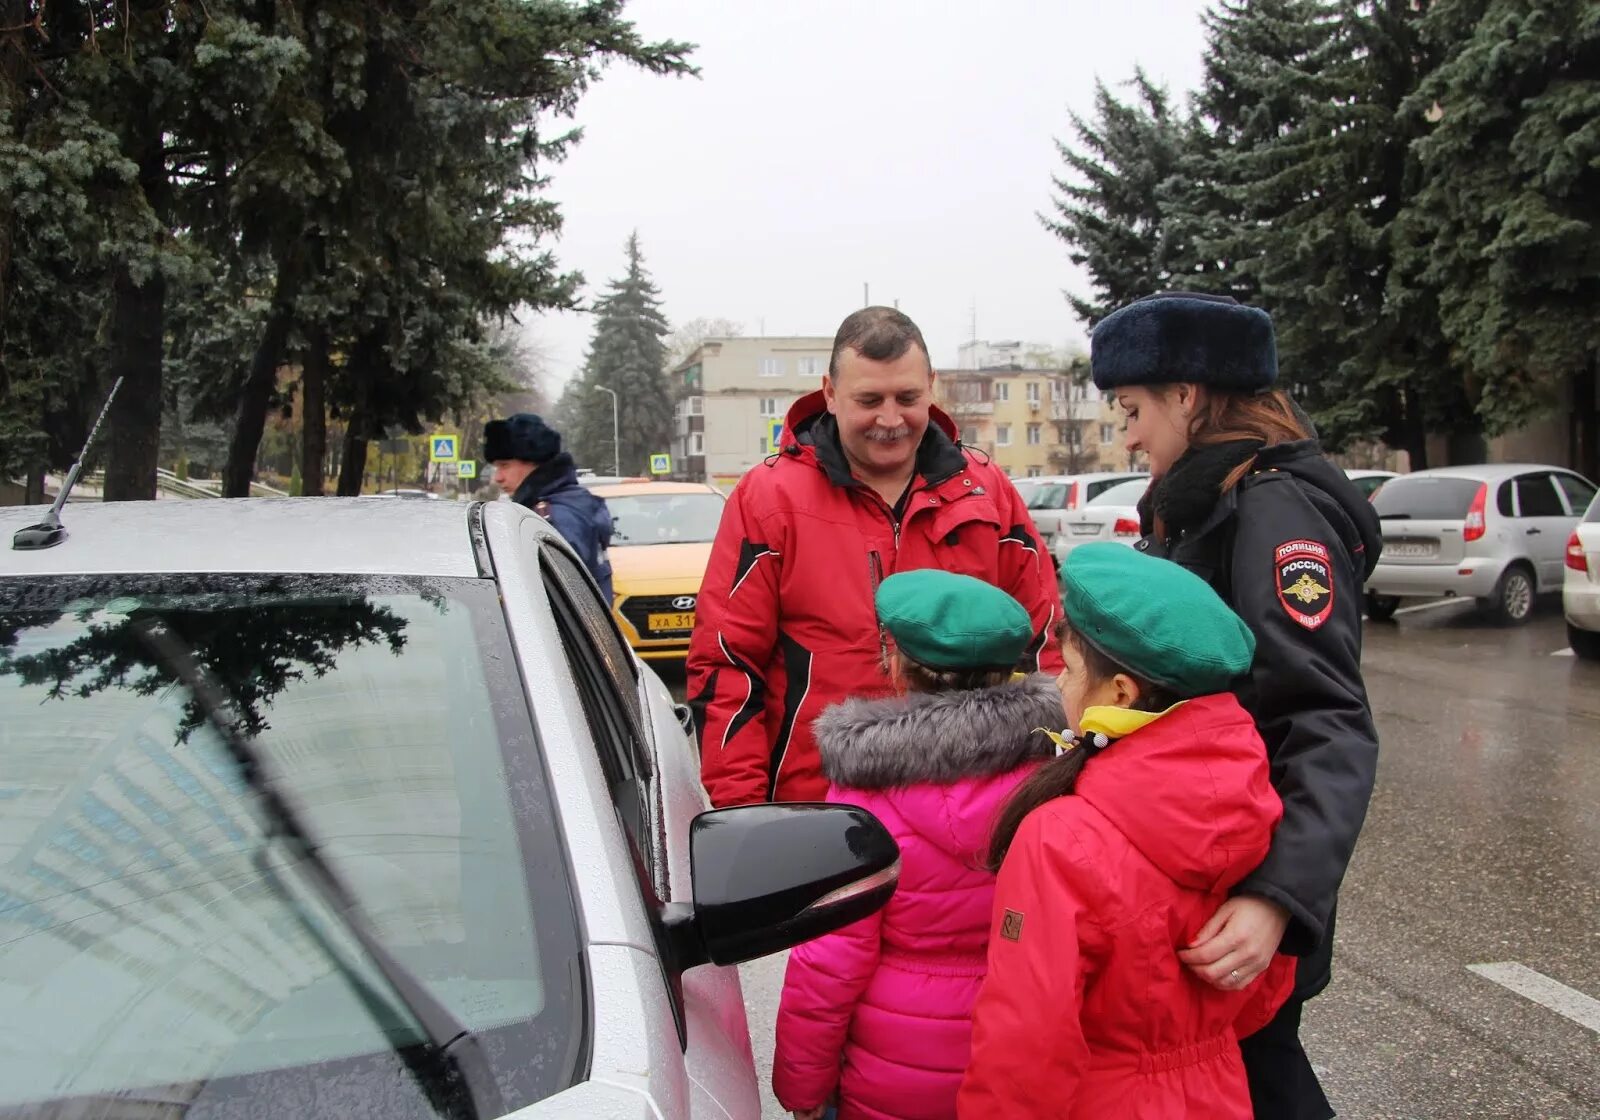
[688,391,1064,806]
[958,693,1294,1120]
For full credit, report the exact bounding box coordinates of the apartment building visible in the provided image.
[670,336,834,487]
[936,369,1101,477]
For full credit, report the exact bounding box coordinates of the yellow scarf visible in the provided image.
[1038,701,1188,755]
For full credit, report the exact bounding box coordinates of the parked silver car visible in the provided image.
[0,497,898,1119]
[1023,472,1148,566]
[1364,464,1598,625]
[1564,490,1600,660]
[1049,477,1151,567]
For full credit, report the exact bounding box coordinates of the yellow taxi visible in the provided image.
[590,480,727,660]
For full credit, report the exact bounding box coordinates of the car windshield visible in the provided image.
[0,574,582,1118]
[1087,479,1149,507]
[605,492,725,545]
[1371,476,1483,520]
[1027,483,1068,510]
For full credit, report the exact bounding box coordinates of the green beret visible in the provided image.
[1061,543,1255,696]
[876,569,1033,671]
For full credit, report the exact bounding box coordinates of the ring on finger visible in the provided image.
[1229,968,1241,982]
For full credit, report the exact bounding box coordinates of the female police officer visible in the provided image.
[1089,291,1383,1119]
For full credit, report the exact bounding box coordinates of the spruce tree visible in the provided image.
[1402,0,1600,478]
[1042,70,1188,325]
[565,234,674,475]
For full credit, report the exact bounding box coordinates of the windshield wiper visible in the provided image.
[135,620,504,1120]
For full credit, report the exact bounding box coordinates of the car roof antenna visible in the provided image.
[12,376,124,551]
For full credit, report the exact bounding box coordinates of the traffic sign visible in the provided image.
[766,417,784,452]
[429,435,459,462]
[457,460,477,479]
[649,452,672,475]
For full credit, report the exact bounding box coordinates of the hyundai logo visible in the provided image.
[671,595,697,610]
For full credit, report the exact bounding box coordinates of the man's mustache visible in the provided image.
[865,425,911,442]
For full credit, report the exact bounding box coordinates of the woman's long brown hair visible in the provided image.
[985,625,1181,871]
[1185,388,1311,492]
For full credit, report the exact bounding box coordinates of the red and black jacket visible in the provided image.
[688,392,1064,807]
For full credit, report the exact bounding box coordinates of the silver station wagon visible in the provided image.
[1364,464,1597,624]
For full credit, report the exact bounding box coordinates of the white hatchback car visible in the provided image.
[0,498,898,1119]
[1565,491,1600,660]
[1364,464,1597,625]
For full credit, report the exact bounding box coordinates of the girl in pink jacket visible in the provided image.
[773,569,1062,1120]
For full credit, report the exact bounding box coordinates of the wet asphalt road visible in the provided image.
[656,597,1600,1119]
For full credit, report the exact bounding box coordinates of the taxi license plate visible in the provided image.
[648,611,696,632]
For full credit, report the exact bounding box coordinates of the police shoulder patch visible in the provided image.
[1275,538,1334,630]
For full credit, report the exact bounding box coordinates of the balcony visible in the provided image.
[1050,401,1100,421]
[946,400,995,416]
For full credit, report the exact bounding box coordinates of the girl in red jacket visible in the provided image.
[959,543,1294,1120]
[773,569,1063,1120]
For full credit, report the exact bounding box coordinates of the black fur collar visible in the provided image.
[1139,439,1263,538]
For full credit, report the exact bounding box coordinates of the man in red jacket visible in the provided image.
[688,306,1064,807]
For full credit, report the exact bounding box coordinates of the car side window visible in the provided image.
[541,547,655,865]
[1514,474,1565,518]
[1496,482,1516,517]
[1554,474,1597,517]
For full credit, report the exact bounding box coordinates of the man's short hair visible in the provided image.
[829,306,932,378]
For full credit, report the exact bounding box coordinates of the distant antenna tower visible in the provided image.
[969,299,978,344]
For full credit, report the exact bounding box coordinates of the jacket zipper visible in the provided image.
[868,550,889,670]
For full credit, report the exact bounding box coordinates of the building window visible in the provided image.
[1051,380,1064,401]
[1056,423,1072,444]
[996,424,1012,446]
[1027,423,1042,445]
[1026,466,1043,477]
[961,426,978,444]
[759,358,784,377]
[995,382,1010,402]
[690,432,705,456]
[1027,382,1040,403]
[1100,423,1115,445]
[760,397,782,418]
[796,356,824,376]
[688,395,704,416]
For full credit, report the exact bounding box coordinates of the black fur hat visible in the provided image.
[1090,291,1278,392]
[484,413,561,463]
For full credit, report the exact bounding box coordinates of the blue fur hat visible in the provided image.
[484,413,561,463]
[1090,291,1278,392]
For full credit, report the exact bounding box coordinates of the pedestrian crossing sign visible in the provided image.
[457,460,477,479]
[649,453,672,476]
[429,435,459,462]
[767,417,784,452]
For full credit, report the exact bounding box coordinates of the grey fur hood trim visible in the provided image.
[815,675,1065,790]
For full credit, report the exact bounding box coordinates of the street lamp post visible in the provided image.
[595,384,620,477]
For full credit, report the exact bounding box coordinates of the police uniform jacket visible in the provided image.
[1136,438,1383,997]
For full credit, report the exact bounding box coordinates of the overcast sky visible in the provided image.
[528,0,1212,392]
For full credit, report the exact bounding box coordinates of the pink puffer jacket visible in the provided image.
[773,677,1061,1120]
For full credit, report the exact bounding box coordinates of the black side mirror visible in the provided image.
[664,803,899,970]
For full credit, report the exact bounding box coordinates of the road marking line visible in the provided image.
[1467,962,1600,1035]
[1392,598,1474,617]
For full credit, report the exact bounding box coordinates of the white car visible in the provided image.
[1050,477,1152,567]
[1565,491,1600,659]
[1344,469,1398,500]
[1024,472,1149,566]
[0,497,898,1118]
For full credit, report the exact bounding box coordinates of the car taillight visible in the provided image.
[1113,517,1141,537]
[1066,482,1079,509]
[1463,483,1488,542]
[1568,530,1589,572]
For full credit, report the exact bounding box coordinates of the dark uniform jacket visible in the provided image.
[1136,438,1382,998]
[513,452,614,602]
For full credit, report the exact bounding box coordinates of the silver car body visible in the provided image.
[1365,464,1597,605]
[0,497,763,1119]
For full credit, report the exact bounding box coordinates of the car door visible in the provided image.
[1511,472,1572,588]
[541,546,760,1120]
